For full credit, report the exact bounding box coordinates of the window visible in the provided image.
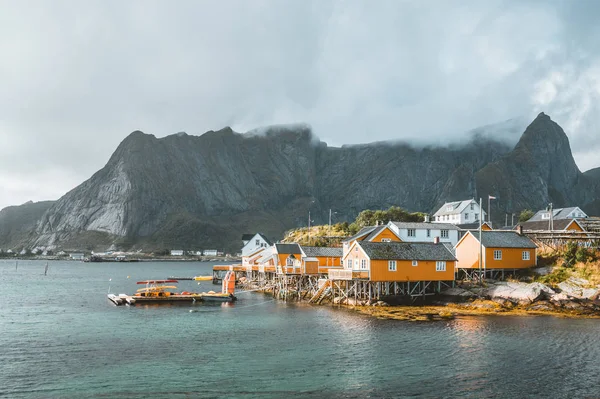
[541,213,550,220]
[475,213,479,221]
[446,205,453,211]
[436,261,446,271]
[381,238,392,243]
[426,229,430,238]
[286,256,294,266]
[465,213,469,220]
[255,239,260,246]
[494,250,502,260]
[354,259,359,269]
[388,260,397,271]
[470,203,474,211]
[355,246,358,252]
[407,229,416,237]
[412,260,418,266]
[361,259,367,269]
[441,230,449,238]
[522,251,530,261]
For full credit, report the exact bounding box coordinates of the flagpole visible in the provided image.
[479,198,483,285]
[488,195,491,224]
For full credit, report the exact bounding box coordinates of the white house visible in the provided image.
[432,199,486,225]
[170,250,184,256]
[69,252,85,260]
[241,233,272,257]
[388,221,461,246]
[203,249,218,256]
[528,206,588,222]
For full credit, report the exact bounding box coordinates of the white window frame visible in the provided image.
[446,205,453,211]
[436,261,446,272]
[407,229,416,237]
[354,259,359,269]
[470,203,474,211]
[522,251,530,261]
[541,213,550,220]
[494,250,502,260]
[465,213,469,220]
[426,229,430,238]
[361,259,367,270]
[286,256,294,266]
[388,260,397,271]
[441,230,449,238]
[412,260,418,267]
[381,238,392,243]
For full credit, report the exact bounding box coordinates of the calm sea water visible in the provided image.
[1,260,600,399]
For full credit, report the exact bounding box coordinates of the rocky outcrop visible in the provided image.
[484,282,555,305]
[1,113,598,252]
[0,201,54,249]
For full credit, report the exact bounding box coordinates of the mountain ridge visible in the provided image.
[1,113,599,253]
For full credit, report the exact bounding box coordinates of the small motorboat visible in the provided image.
[107,294,124,306]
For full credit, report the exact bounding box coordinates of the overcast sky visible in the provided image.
[1,0,600,210]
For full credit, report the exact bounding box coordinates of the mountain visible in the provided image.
[2,113,599,253]
[0,201,55,250]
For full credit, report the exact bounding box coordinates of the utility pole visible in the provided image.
[549,203,553,231]
[308,211,311,246]
[479,198,483,285]
[329,209,332,239]
[505,214,508,227]
[511,213,515,227]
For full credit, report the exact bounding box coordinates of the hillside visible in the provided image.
[0,201,55,249]
[0,113,598,253]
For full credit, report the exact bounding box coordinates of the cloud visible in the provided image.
[1,0,600,209]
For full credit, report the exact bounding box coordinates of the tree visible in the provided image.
[518,209,534,223]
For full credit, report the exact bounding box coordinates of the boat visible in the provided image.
[193,275,213,281]
[107,273,237,305]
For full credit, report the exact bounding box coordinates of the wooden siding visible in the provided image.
[312,255,342,267]
[304,260,319,274]
[566,220,584,232]
[370,260,455,282]
[277,253,300,267]
[455,233,481,269]
[369,227,402,242]
[485,247,536,269]
[481,223,492,231]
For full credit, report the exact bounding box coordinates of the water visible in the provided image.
[1,260,600,399]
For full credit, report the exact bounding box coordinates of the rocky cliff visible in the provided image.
[3,113,599,253]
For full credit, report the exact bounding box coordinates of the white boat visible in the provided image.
[107,294,123,306]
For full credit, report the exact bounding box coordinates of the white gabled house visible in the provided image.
[388,221,461,246]
[432,199,486,225]
[241,233,272,257]
[527,206,588,222]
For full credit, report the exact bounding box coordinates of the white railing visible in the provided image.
[329,269,353,280]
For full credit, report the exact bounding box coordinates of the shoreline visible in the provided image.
[347,301,600,321]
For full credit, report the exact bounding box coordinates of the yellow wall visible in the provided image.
[313,255,342,267]
[370,227,402,242]
[455,233,481,269]
[370,260,455,282]
[277,253,299,267]
[485,247,536,269]
[482,223,492,231]
[566,220,584,232]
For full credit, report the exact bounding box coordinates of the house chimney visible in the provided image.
[517,225,523,236]
[424,215,430,223]
[434,236,440,244]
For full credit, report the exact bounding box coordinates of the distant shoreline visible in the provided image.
[0,256,240,263]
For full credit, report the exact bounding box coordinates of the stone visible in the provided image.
[557,277,593,299]
[485,282,555,305]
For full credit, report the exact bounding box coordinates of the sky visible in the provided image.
[1,0,600,210]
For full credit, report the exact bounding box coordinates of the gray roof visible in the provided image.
[301,246,343,257]
[342,226,378,242]
[275,243,302,254]
[358,242,456,261]
[242,233,272,245]
[433,199,485,217]
[391,221,460,230]
[518,219,582,232]
[528,207,587,222]
[456,222,491,230]
[469,231,537,248]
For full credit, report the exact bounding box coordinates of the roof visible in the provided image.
[391,221,460,230]
[342,226,378,243]
[456,222,491,230]
[364,225,388,241]
[357,242,456,261]
[467,231,537,249]
[301,246,343,257]
[433,199,486,217]
[528,207,587,222]
[242,234,254,241]
[242,233,272,245]
[518,219,582,232]
[275,243,302,254]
